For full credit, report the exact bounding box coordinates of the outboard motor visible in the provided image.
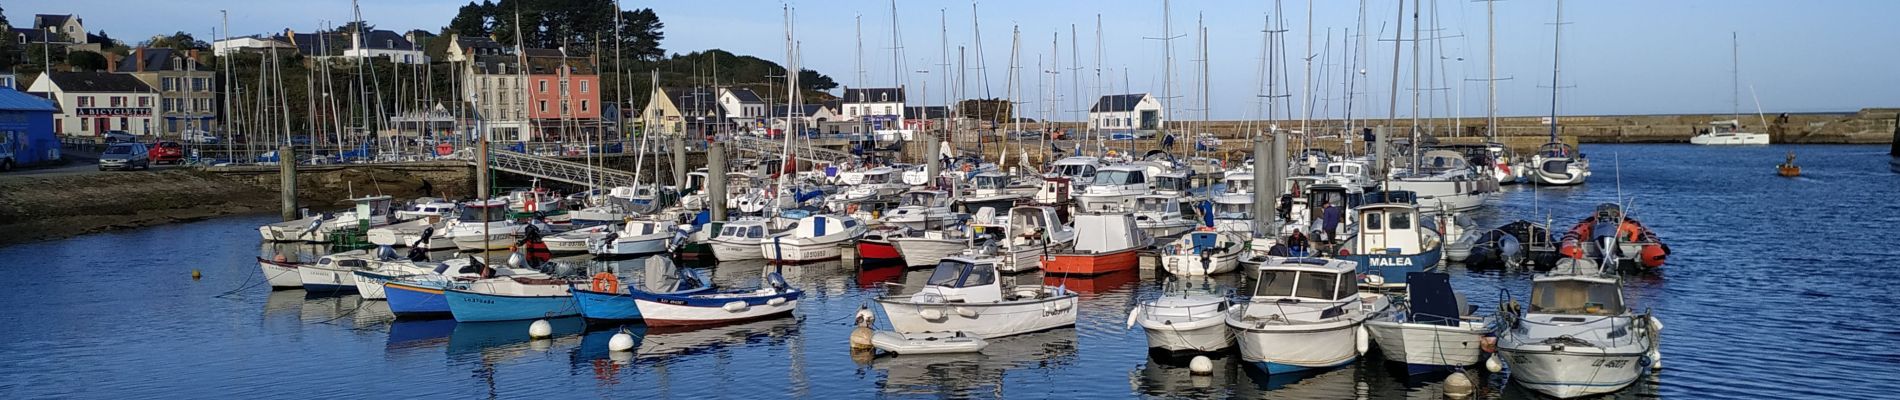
[766,272,791,294]
[375,245,400,261]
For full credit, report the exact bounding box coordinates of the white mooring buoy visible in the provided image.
[1188,356,1213,375]
[528,319,552,339]
[1444,370,1475,399]
[1484,354,1503,373]
[609,328,635,352]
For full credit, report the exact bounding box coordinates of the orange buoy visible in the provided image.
[591,272,620,293]
[1640,244,1668,269]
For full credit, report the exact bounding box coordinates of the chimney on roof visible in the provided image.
[135,47,146,72]
[105,53,118,72]
[186,49,200,68]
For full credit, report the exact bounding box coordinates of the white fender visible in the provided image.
[723,301,750,312]
[767,297,788,306]
[918,308,946,320]
[955,307,979,318]
[1484,355,1503,373]
[1355,326,1371,355]
[528,319,552,339]
[1125,307,1142,330]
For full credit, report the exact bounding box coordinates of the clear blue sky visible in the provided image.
[19,0,1899,120]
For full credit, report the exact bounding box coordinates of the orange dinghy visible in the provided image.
[1041,212,1153,275]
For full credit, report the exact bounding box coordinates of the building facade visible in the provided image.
[27,71,158,137]
[345,29,426,64]
[1089,93,1164,131]
[839,87,906,129]
[114,47,217,137]
[464,54,529,141]
[643,86,726,136]
[521,49,600,141]
[717,88,765,132]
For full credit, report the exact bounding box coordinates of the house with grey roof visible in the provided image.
[113,47,217,137]
[839,86,906,129]
[1089,93,1163,132]
[717,88,766,130]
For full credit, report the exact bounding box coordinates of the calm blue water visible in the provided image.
[1,144,1896,398]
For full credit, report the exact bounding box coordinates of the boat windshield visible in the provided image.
[1092,170,1143,186]
[1225,178,1253,193]
[1155,175,1189,191]
[1053,164,1095,178]
[926,260,995,288]
[974,175,1008,189]
[1136,198,1172,213]
[1254,270,1298,297]
[1530,280,1626,315]
[1215,202,1250,219]
[458,206,509,222]
[902,192,939,207]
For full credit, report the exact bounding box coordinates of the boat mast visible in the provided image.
[1547,0,1565,142]
[1070,24,1082,155]
[1485,0,1498,140]
[1158,0,1175,148]
[1004,26,1020,169]
[1301,0,1313,151]
[1409,0,1421,169]
[1731,31,1739,122]
[1382,0,1404,174]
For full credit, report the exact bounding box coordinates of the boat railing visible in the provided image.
[1138,299,1227,318]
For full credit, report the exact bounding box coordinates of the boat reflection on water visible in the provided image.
[299,294,367,324]
[445,317,588,359]
[1131,352,1242,397]
[1233,361,1362,397]
[386,318,457,352]
[1043,268,1140,294]
[869,328,1080,397]
[854,260,908,288]
[261,289,305,320]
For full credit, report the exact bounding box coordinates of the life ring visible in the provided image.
[846,203,861,214]
[591,272,620,293]
[1196,226,1216,232]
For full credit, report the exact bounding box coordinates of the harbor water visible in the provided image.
[2,144,1896,398]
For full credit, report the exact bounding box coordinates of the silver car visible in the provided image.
[98,143,150,171]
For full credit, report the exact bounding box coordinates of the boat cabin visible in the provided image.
[685,171,709,193]
[1536,142,1578,159]
[1249,257,1360,304]
[1153,170,1192,194]
[716,220,769,240]
[1528,274,1625,316]
[1222,174,1255,195]
[1325,161,1368,180]
[1070,212,1144,252]
[777,215,860,238]
[900,190,951,208]
[1353,191,1425,253]
[1047,156,1102,181]
[457,199,513,223]
[915,256,1005,303]
[971,172,1012,191]
[1088,164,1152,191]
[617,219,671,236]
[1132,195,1183,216]
[352,196,395,222]
[1304,183,1361,212]
[1415,150,1475,174]
[853,167,899,185]
[1211,195,1252,221]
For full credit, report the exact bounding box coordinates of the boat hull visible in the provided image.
[891,237,964,267]
[590,236,671,258]
[1336,247,1442,286]
[1140,221,1197,239]
[1232,321,1361,374]
[452,233,518,251]
[710,239,764,261]
[571,288,644,321]
[1139,315,1232,353]
[1160,252,1240,276]
[760,237,846,264]
[257,258,304,289]
[384,281,452,317]
[1363,320,1486,374]
[874,293,1077,339]
[1501,349,1648,398]
[632,290,803,327]
[444,290,579,322]
[298,265,360,293]
[1689,133,1770,145]
[351,270,401,300]
[1042,248,1142,276]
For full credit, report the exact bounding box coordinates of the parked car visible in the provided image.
[99,143,150,171]
[103,131,138,144]
[182,129,220,144]
[148,141,185,164]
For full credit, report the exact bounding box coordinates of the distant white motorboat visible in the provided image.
[879,189,961,230]
[1228,257,1388,375]
[956,171,1035,213]
[393,197,458,221]
[1689,119,1770,145]
[589,218,677,258]
[258,196,396,243]
[759,214,866,263]
[1158,230,1244,276]
[1386,150,1497,212]
[1498,260,1661,398]
[1130,284,1232,353]
[367,218,455,250]
[545,225,610,254]
[443,199,551,251]
[708,218,770,261]
[1209,174,1256,238]
[873,254,1078,339]
[1073,164,1154,213]
[1131,195,1197,239]
[256,257,307,289]
[296,249,381,293]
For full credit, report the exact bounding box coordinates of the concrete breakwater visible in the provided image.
[1004,108,1898,144]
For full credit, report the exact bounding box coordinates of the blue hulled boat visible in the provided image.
[1334,191,1443,287]
[572,258,715,322]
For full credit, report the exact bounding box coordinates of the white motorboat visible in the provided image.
[708,218,770,261]
[393,197,458,221]
[505,186,564,214]
[256,256,307,289]
[1335,191,1445,288]
[350,257,475,300]
[589,218,677,258]
[1363,272,1492,375]
[1074,164,1154,213]
[1042,156,1103,193]
[1321,160,1380,191]
[873,254,1078,339]
[1524,142,1590,186]
[258,196,396,243]
[835,166,908,202]
[1689,119,1769,145]
[444,199,549,251]
[1158,230,1244,276]
[879,189,961,230]
[545,225,610,254]
[368,218,455,250]
[296,249,380,293]
[1386,150,1497,213]
[569,187,638,226]
[956,171,1035,213]
[988,206,1076,273]
[631,270,801,327]
[759,214,866,263]
[1131,195,1198,239]
[1498,260,1660,398]
[1433,210,1479,262]
[1227,257,1388,375]
[890,228,975,268]
[1130,285,1232,353]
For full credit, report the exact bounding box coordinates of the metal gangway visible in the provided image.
[729,135,855,162]
[485,148,635,187]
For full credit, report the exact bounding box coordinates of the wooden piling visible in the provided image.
[279,145,297,221]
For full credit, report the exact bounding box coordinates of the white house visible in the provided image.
[345,29,426,64]
[717,88,766,131]
[212,35,293,56]
[768,104,838,133]
[1089,93,1163,131]
[28,71,159,136]
[839,87,905,129]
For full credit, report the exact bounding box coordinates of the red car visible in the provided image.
[148,141,184,164]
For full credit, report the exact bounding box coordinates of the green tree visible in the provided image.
[143,31,209,51]
[0,4,16,69]
[448,1,493,37]
[799,69,837,91]
[66,50,107,71]
[619,8,664,61]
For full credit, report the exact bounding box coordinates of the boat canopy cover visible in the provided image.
[1404,272,1462,326]
[1359,191,1418,206]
